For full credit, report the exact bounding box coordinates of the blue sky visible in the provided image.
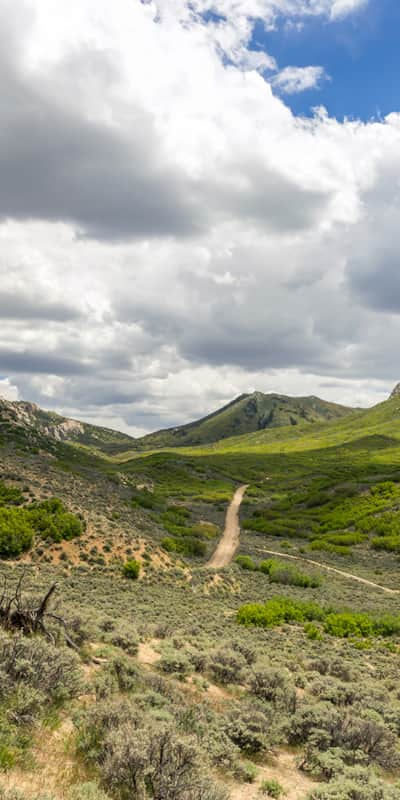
[253,0,400,120]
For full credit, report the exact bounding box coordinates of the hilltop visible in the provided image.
[138,391,354,449]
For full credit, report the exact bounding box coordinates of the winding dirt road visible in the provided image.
[258,549,400,595]
[208,485,249,568]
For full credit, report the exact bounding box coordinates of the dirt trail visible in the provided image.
[208,485,249,568]
[258,549,400,595]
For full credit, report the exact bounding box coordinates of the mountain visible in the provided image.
[138,391,355,449]
[390,382,400,399]
[0,397,135,454]
[0,391,355,455]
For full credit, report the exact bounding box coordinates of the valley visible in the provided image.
[2,390,400,799]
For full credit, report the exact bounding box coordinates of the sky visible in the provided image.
[1,0,400,435]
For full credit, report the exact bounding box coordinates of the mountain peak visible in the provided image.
[390,383,400,399]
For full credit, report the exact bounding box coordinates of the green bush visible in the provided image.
[308,540,350,556]
[323,613,374,638]
[0,508,34,557]
[319,533,366,546]
[161,536,206,556]
[27,498,82,542]
[238,597,400,640]
[236,555,256,571]
[260,779,285,798]
[237,597,325,629]
[372,535,400,552]
[259,558,321,588]
[0,481,24,506]
[122,559,141,580]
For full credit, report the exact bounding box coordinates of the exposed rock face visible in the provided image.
[0,396,135,452]
[0,397,84,442]
[390,383,400,399]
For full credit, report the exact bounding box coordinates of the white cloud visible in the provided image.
[272,65,327,94]
[0,379,20,402]
[2,0,400,437]
[330,0,368,20]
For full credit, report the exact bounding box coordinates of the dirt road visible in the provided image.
[208,485,249,568]
[258,549,400,595]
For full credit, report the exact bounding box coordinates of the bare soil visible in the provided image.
[208,485,249,568]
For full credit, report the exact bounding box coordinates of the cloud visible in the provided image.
[272,66,327,94]
[2,0,400,438]
[330,0,368,20]
[0,379,20,402]
[0,43,202,241]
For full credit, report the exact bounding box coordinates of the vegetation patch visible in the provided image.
[122,559,141,580]
[237,596,400,639]
[236,555,321,587]
[0,484,83,558]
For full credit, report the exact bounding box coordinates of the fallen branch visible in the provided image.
[0,573,76,648]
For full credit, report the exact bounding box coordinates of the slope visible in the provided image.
[0,397,136,454]
[137,391,354,449]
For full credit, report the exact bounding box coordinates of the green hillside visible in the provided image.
[138,391,354,449]
[3,390,400,799]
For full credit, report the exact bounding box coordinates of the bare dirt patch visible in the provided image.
[138,639,161,666]
[0,717,86,799]
[227,749,317,800]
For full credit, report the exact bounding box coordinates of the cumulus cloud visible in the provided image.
[272,66,327,94]
[2,0,400,436]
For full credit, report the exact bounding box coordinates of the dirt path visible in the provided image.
[208,485,249,568]
[258,548,400,595]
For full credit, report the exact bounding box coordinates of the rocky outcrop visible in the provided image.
[390,383,400,400]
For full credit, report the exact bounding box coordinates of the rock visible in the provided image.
[390,383,400,399]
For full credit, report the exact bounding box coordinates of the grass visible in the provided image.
[3,394,400,796]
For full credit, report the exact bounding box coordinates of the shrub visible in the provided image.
[122,559,141,580]
[101,720,224,800]
[323,613,374,639]
[259,559,321,588]
[0,632,82,703]
[28,498,82,542]
[236,555,256,571]
[306,766,400,799]
[304,623,323,641]
[159,649,191,676]
[372,536,400,552]
[237,597,325,629]
[238,598,400,640]
[249,668,296,712]
[234,761,258,783]
[308,541,350,556]
[260,779,285,798]
[104,621,139,655]
[0,508,34,557]
[161,537,207,557]
[208,648,247,685]
[0,481,24,506]
[226,703,272,754]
